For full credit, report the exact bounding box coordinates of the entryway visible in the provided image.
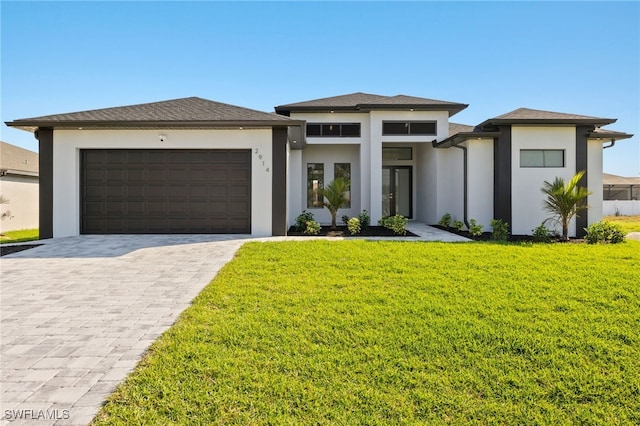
[382,166,412,218]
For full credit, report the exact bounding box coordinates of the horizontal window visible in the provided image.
[382,121,436,136]
[306,123,361,138]
[382,147,413,161]
[520,149,565,168]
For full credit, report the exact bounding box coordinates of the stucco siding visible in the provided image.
[52,129,274,238]
[467,139,494,228]
[511,126,576,235]
[0,175,39,232]
[299,144,361,225]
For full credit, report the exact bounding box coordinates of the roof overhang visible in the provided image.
[275,103,469,117]
[587,131,634,141]
[478,118,617,130]
[5,119,306,133]
[433,131,501,148]
[0,168,39,178]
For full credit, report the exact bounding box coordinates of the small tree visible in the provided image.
[322,178,350,230]
[541,171,591,241]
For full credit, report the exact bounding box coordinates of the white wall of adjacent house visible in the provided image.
[0,175,39,233]
[466,138,494,229]
[587,140,604,225]
[52,128,274,238]
[511,126,577,236]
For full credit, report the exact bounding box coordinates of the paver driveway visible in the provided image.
[1,235,248,425]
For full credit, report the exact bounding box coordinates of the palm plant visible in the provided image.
[541,171,591,241]
[322,178,350,230]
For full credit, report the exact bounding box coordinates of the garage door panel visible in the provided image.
[81,149,251,234]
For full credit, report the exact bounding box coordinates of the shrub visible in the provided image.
[295,211,314,232]
[358,210,371,229]
[469,219,483,237]
[347,217,361,235]
[341,215,350,226]
[438,213,452,228]
[378,215,408,236]
[532,223,553,243]
[584,221,625,244]
[452,220,464,231]
[491,219,509,242]
[304,220,321,235]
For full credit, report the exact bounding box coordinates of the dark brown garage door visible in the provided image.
[81,149,251,234]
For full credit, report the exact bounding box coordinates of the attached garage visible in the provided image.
[81,149,251,234]
[6,97,303,238]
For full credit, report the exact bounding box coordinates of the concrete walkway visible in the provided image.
[0,225,467,425]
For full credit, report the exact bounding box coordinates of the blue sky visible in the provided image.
[2,1,638,176]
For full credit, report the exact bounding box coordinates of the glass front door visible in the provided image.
[382,166,412,218]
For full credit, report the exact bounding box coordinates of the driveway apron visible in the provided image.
[1,235,246,425]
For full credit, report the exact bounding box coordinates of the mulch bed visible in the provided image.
[1,244,42,257]
[431,225,585,243]
[287,226,418,237]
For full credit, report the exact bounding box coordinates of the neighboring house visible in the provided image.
[603,173,640,216]
[5,94,633,239]
[0,141,39,233]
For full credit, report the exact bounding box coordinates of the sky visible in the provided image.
[1,1,638,176]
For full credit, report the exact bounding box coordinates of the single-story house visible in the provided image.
[0,141,39,233]
[5,93,633,239]
[603,173,640,216]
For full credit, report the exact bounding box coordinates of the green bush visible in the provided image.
[451,220,464,231]
[491,219,509,242]
[304,220,321,235]
[347,217,361,235]
[358,210,371,229]
[532,223,553,243]
[378,215,408,236]
[469,219,483,237]
[584,221,625,244]
[295,211,314,232]
[438,213,452,228]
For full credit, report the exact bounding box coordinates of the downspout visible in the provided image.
[603,139,615,149]
[453,144,469,229]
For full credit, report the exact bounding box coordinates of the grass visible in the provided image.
[604,215,640,234]
[93,241,640,425]
[0,228,39,244]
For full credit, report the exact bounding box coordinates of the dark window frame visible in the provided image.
[382,121,437,136]
[306,123,361,138]
[307,163,324,208]
[519,149,565,168]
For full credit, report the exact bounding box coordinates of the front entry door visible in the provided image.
[382,166,412,218]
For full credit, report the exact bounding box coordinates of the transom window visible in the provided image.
[520,149,565,168]
[306,123,361,137]
[382,147,413,161]
[382,121,436,136]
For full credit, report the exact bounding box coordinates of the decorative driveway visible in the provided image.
[1,235,248,425]
[0,225,467,425]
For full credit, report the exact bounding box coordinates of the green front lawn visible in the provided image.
[0,228,39,244]
[94,241,640,425]
[604,215,640,234]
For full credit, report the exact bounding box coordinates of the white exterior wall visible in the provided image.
[604,200,640,216]
[52,128,274,238]
[0,175,39,232]
[511,126,576,235]
[436,148,464,224]
[288,110,449,225]
[287,149,302,226]
[467,139,494,228]
[587,140,603,224]
[298,144,360,225]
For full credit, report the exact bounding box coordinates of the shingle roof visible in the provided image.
[479,107,616,128]
[0,141,39,176]
[6,97,300,132]
[275,92,468,116]
[448,122,476,136]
